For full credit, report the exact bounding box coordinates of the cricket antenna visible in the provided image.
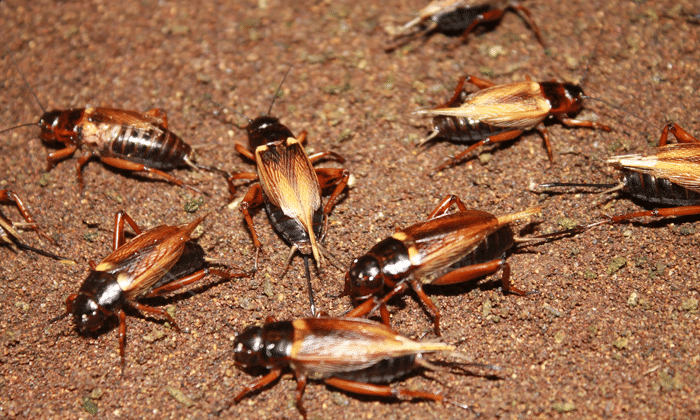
[537,181,625,202]
[267,65,293,116]
[204,97,252,125]
[14,240,74,262]
[582,95,655,133]
[573,26,654,134]
[0,122,37,135]
[5,47,47,114]
[578,33,600,91]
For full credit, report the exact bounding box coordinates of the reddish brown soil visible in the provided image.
[1,0,698,419]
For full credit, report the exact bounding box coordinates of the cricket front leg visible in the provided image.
[46,144,78,171]
[454,8,506,46]
[239,183,266,269]
[555,115,612,132]
[233,368,283,404]
[345,281,410,326]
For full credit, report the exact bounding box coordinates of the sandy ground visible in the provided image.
[0,0,698,418]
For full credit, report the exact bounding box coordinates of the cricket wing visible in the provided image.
[418,81,550,129]
[609,144,700,193]
[290,317,453,377]
[95,217,203,299]
[405,211,499,278]
[401,0,466,31]
[85,108,167,132]
[256,138,322,232]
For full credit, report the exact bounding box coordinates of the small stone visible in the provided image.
[477,152,491,165]
[166,386,195,407]
[166,305,177,321]
[239,298,255,310]
[613,337,628,349]
[184,197,204,213]
[564,55,579,70]
[83,232,100,242]
[90,388,103,400]
[627,292,639,307]
[681,298,698,312]
[557,217,578,230]
[657,371,682,391]
[14,302,29,312]
[263,274,274,297]
[478,66,494,77]
[482,299,492,318]
[82,396,98,415]
[487,45,505,58]
[552,401,576,413]
[330,391,350,406]
[607,257,627,275]
[39,172,51,187]
[674,224,695,236]
[142,329,166,343]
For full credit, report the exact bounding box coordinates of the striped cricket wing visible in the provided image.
[420,81,550,129]
[85,108,166,132]
[609,144,700,193]
[403,210,500,280]
[94,217,204,299]
[289,317,453,378]
[255,137,322,236]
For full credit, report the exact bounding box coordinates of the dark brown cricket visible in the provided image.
[416,74,612,173]
[226,71,349,316]
[229,316,488,418]
[345,194,544,334]
[541,123,700,224]
[54,211,248,367]
[387,0,546,52]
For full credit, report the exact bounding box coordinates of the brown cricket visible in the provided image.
[229,316,493,418]
[226,70,349,315]
[541,123,700,224]
[344,194,556,334]
[53,210,248,367]
[2,52,225,192]
[387,0,546,52]
[416,74,612,173]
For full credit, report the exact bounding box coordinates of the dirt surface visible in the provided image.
[1,0,699,419]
